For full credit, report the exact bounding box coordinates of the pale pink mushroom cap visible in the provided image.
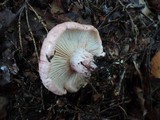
[39,22,105,95]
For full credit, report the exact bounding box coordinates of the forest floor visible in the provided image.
[0,0,160,120]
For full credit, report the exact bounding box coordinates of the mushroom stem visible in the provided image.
[70,48,97,77]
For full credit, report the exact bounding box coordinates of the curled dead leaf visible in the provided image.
[151,51,160,78]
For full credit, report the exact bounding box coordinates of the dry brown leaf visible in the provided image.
[151,51,160,78]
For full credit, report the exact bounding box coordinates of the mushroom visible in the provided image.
[39,22,105,95]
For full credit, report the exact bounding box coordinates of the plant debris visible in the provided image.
[0,0,160,119]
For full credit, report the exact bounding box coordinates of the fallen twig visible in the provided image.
[25,5,39,60]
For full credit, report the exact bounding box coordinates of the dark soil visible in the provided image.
[0,0,160,120]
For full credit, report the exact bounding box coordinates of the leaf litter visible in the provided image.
[0,0,160,119]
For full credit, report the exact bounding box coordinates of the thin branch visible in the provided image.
[0,0,9,6]
[114,69,126,96]
[86,79,99,94]
[133,60,143,81]
[118,0,139,43]
[26,1,48,33]
[18,8,24,52]
[25,6,39,60]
